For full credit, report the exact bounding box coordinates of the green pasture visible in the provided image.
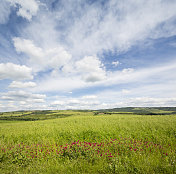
[0,110,175,173]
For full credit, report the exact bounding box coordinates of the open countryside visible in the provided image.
[0,108,175,173]
[1,0,176,173]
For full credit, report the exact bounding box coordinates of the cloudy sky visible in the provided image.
[0,0,176,111]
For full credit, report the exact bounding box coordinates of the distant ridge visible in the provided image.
[95,107,176,115]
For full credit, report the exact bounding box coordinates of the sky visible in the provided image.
[0,0,176,111]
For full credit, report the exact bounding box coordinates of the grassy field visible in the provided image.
[0,110,176,173]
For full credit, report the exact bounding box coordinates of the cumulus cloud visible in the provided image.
[33,60,176,94]
[75,56,106,82]
[50,97,100,110]
[7,0,39,21]
[45,47,72,69]
[0,63,33,80]
[9,81,36,88]
[1,90,46,103]
[13,37,44,60]
[13,37,72,71]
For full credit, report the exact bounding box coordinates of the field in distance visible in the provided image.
[0,108,176,173]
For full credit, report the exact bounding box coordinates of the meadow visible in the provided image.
[0,109,175,173]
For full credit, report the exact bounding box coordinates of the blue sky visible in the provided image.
[0,0,176,111]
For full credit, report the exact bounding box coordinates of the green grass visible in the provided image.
[0,110,72,121]
[0,111,175,173]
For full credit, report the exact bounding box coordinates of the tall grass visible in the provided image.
[0,111,175,173]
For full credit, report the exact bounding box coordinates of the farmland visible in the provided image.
[0,109,176,173]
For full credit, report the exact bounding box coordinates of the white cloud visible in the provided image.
[13,37,44,59]
[65,0,176,56]
[112,61,119,67]
[100,97,176,109]
[50,96,100,110]
[67,99,80,105]
[101,61,176,87]
[33,74,86,92]
[0,100,49,112]
[124,97,176,107]
[122,68,134,74]
[51,101,65,106]
[10,0,176,86]
[7,0,39,21]
[95,80,176,105]
[12,0,176,58]
[1,90,46,103]
[15,0,176,68]
[13,37,72,71]
[121,89,130,94]
[0,63,33,80]
[21,55,107,93]
[33,59,176,94]
[75,56,106,82]
[82,95,97,99]
[1,0,176,111]
[0,0,11,24]
[9,81,36,88]
[45,47,72,69]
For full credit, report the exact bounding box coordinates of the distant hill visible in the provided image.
[95,107,176,115]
